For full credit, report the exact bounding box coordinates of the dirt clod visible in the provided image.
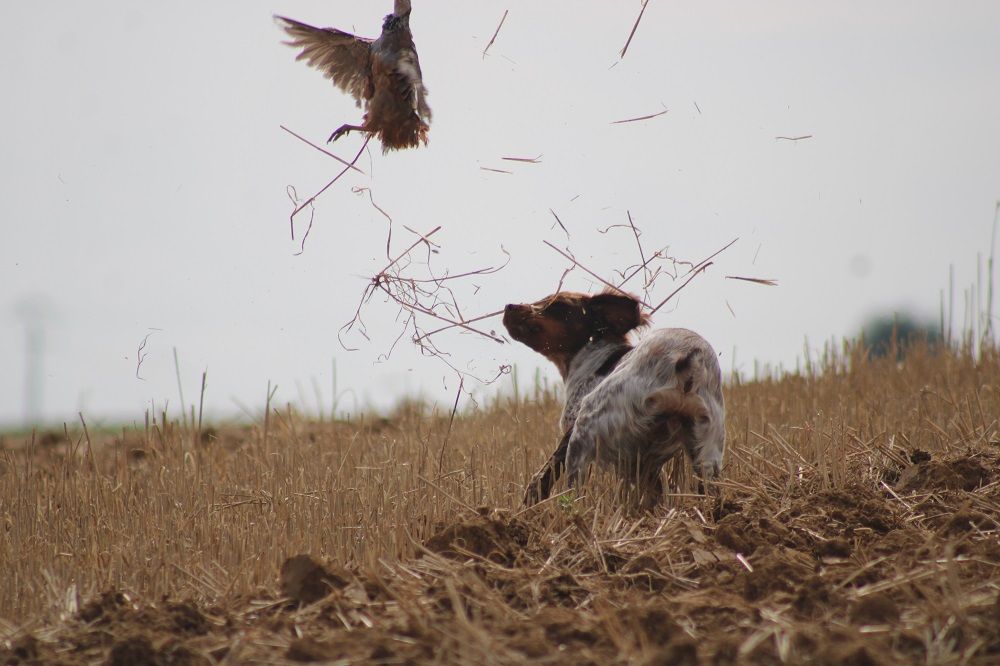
[424,513,529,565]
[940,509,996,535]
[850,594,900,625]
[815,636,892,666]
[107,635,158,666]
[897,454,990,492]
[79,591,129,624]
[279,555,348,604]
[286,638,338,662]
[10,635,39,661]
[640,637,699,666]
[816,537,852,558]
[165,601,208,635]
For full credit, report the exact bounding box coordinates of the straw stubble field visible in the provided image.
[2,340,1000,664]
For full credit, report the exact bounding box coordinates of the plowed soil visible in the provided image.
[4,447,998,665]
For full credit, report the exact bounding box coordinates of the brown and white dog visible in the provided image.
[503,290,725,508]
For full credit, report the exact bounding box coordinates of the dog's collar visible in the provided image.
[595,346,631,377]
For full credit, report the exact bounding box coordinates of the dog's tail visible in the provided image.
[644,387,709,423]
[644,350,709,424]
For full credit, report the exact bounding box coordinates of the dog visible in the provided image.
[502,290,725,508]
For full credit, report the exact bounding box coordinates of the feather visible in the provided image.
[276,17,373,107]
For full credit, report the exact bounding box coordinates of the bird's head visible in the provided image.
[383,0,411,31]
[393,0,412,18]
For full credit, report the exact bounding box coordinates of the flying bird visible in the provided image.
[276,0,431,153]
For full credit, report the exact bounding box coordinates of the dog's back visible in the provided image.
[566,328,725,498]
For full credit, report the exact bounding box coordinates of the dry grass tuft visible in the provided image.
[2,340,1000,664]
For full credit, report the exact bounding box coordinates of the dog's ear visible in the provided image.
[587,292,647,336]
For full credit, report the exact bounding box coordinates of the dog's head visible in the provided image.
[503,290,648,377]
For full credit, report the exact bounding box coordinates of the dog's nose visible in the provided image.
[502,303,524,326]
[505,303,528,317]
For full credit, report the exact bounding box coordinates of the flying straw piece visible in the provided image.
[482,9,509,59]
[501,155,543,163]
[725,276,779,286]
[619,0,651,59]
[612,107,668,124]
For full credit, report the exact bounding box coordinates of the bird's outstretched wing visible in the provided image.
[276,16,374,105]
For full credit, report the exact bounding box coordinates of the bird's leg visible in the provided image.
[327,123,366,144]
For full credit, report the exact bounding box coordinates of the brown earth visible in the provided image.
[3,447,998,665]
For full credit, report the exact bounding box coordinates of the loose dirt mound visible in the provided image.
[1,593,218,666]
[423,509,531,565]
[279,554,350,604]
[715,482,902,561]
[896,450,993,492]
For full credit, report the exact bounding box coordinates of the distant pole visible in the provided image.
[25,320,43,423]
[14,298,49,426]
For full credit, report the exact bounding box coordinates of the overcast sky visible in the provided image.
[2,1,998,427]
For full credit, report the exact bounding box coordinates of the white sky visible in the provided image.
[2,1,998,427]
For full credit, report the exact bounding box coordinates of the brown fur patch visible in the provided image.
[645,388,709,424]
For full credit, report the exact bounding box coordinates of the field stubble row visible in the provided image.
[1,339,999,664]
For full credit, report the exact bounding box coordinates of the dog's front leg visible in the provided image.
[565,429,596,491]
[523,428,573,506]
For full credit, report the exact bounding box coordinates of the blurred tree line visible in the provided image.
[861,313,939,358]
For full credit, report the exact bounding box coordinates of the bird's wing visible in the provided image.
[374,44,431,124]
[398,49,432,123]
[276,16,373,104]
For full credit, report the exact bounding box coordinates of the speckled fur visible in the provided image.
[565,328,726,505]
[560,339,632,431]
